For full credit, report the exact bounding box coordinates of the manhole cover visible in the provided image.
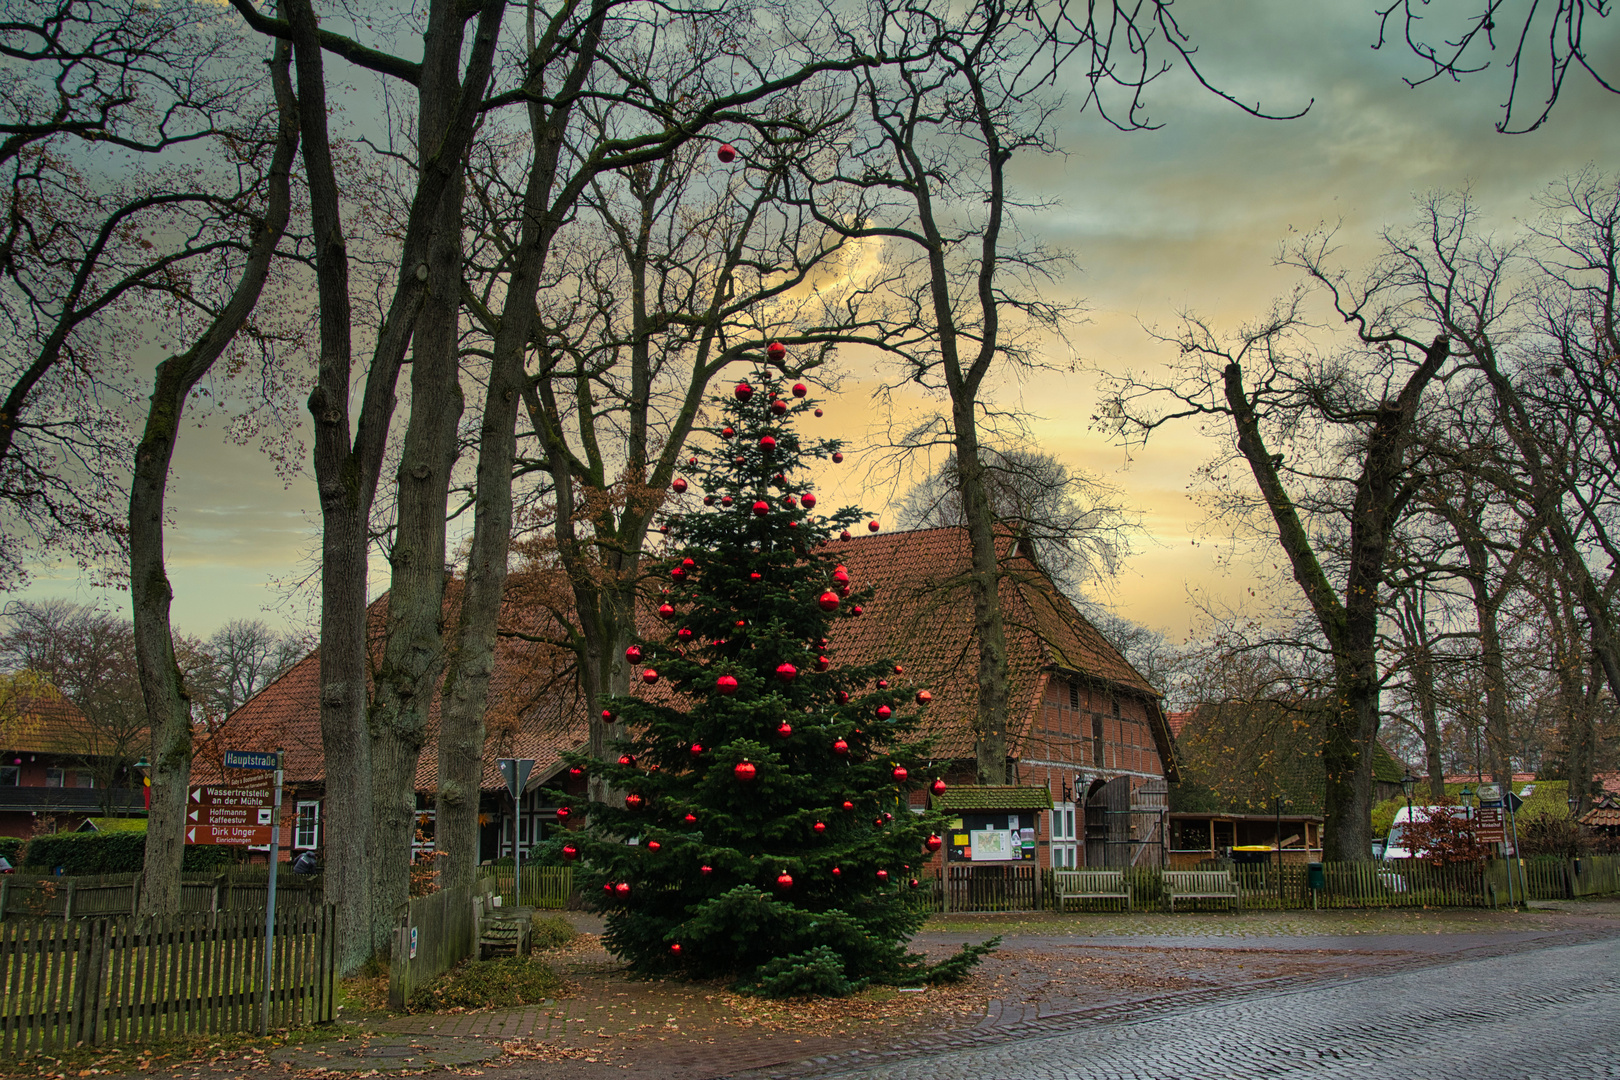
[272,1036,497,1072]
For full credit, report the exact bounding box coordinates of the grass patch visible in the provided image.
[408,955,566,1013]
[530,914,577,951]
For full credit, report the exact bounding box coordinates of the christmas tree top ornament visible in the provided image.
[556,368,988,994]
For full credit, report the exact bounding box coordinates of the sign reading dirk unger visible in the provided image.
[185,824,273,846]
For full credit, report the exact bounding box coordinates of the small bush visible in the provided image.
[408,955,565,1012]
[923,936,1001,984]
[735,946,866,998]
[529,914,576,951]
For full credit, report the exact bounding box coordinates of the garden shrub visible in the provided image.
[529,914,576,951]
[408,955,565,1011]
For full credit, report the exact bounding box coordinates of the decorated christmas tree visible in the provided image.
[552,364,990,994]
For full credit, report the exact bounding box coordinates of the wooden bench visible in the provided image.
[1163,869,1240,912]
[479,908,534,958]
[1053,870,1131,911]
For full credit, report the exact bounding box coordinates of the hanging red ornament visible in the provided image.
[684,813,697,824]
[876,870,889,883]
[688,456,698,466]
[767,341,787,360]
[618,754,635,767]
[752,500,770,517]
[838,584,851,598]
[690,743,703,756]
[876,705,892,720]
[759,435,776,451]
[832,452,844,463]
[892,765,908,782]
[736,619,746,627]
[660,523,671,535]
[894,664,904,674]
[877,679,889,689]
[625,644,642,662]
[868,520,880,532]
[717,143,737,162]
[734,381,754,401]
[813,821,826,834]
[791,382,808,398]
[604,883,614,895]
[557,806,571,820]
[909,878,920,889]
[883,811,893,822]
[832,738,849,755]
[832,866,842,877]
[835,691,850,705]
[734,761,757,782]
[771,398,788,416]
[816,655,831,671]
[568,766,583,777]
[625,793,644,810]
[916,690,933,705]
[776,662,797,682]
[802,493,817,508]
[750,571,762,581]
[776,872,793,890]
[672,477,688,493]
[925,834,943,853]
[773,473,787,485]
[782,495,797,509]
[646,840,660,851]
[721,426,735,439]
[721,495,733,506]
[931,778,947,797]
[677,627,694,641]
[657,603,675,621]
[814,408,824,417]
[642,668,660,684]
[874,816,885,827]
[602,709,613,721]
[700,864,713,875]
[833,567,850,584]
[562,844,578,861]
[704,495,715,506]
[840,530,851,541]
[852,605,864,616]
[716,674,739,695]
[615,882,631,895]
[777,721,793,738]
[842,800,855,811]
[682,557,696,568]
[818,591,840,611]
[671,566,686,581]
[670,942,682,954]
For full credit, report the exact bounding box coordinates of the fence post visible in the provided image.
[0,877,8,921]
[63,879,76,922]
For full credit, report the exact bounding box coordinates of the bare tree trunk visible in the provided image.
[1396,595,1447,800]
[131,45,298,916]
[366,2,472,958]
[955,409,1013,784]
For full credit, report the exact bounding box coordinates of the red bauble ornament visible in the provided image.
[876,705,892,720]
[852,605,864,616]
[840,530,851,541]
[721,495,733,506]
[832,452,844,463]
[782,495,797,510]
[690,742,703,756]
[802,493,817,508]
[604,883,614,894]
[658,603,675,620]
[877,679,889,689]
[791,382,808,398]
[835,691,850,705]
[833,568,850,584]
[684,813,698,824]
[894,664,904,674]
[568,766,583,777]
[625,644,642,662]
[916,690,933,706]
[767,341,787,360]
[813,821,826,834]
[759,435,776,451]
[832,866,842,877]
[625,793,644,810]
[931,778,948,797]
[734,761,757,782]
[557,806,571,820]
[717,143,737,163]
[772,472,787,485]
[682,557,696,568]
[776,872,793,890]
[776,662,797,682]
[646,840,660,851]
[752,500,770,517]
[876,870,889,882]
[842,800,855,811]
[642,668,660,684]
[832,738,849,755]
[677,627,694,641]
[671,566,686,581]
[615,882,631,895]
[815,408,824,417]
[672,477,688,493]
[671,942,682,954]
[925,834,943,852]
[816,655,831,671]
[717,674,739,695]
[874,816,885,827]
[700,864,713,876]
[618,754,635,767]
[750,571,762,581]
[721,426,735,439]
[703,495,715,506]
[688,456,698,466]
[777,721,793,738]
[770,398,788,416]
[868,520,880,532]
[562,844,578,860]
[909,878,920,889]
[602,709,614,721]
[892,765,908,782]
[818,591,840,611]
[659,523,670,535]
[734,381,754,401]
[838,584,851,598]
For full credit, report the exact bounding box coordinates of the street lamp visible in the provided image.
[133,758,151,813]
[1399,770,1418,851]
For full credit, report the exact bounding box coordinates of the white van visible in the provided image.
[1382,804,1468,860]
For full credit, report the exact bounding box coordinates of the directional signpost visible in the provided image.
[497,758,534,907]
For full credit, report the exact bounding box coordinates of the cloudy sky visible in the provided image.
[16,1,1619,643]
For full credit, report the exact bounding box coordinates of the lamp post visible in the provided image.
[1399,770,1418,857]
[133,758,151,813]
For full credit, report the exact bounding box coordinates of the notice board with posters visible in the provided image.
[946,811,1038,862]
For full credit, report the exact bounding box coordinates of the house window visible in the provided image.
[0,766,17,786]
[1050,801,1078,867]
[45,768,65,788]
[72,771,94,789]
[294,801,321,850]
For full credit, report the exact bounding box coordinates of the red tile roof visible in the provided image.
[0,683,96,755]
[213,527,1166,791]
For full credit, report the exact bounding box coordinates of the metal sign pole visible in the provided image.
[259,750,284,1036]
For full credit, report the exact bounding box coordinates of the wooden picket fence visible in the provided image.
[0,907,336,1057]
[0,871,323,922]
[388,882,494,1010]
[478,866,574,909]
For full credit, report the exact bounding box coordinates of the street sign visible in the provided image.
[189,781,272,807]
[188,805,274,828]
[1504,790,1525,813]
[497,758,534,801]
[185,824,274,846]
[223,749,280,771]
[1476,805,1506,844]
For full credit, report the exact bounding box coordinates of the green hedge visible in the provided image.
[22,830,236,874]
[0,837,24,866]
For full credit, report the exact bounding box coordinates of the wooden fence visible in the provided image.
[478,866,574,909]
[917,854,1620,913]
[388,882,493,1010]
[0,906,336,1057]
[0,871,323,921]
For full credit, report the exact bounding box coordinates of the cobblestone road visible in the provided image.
[755,937,1620,1080]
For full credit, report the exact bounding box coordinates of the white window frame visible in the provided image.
[1050,801,1079,868]
[294,800,321,850]
[44,767,65,788]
